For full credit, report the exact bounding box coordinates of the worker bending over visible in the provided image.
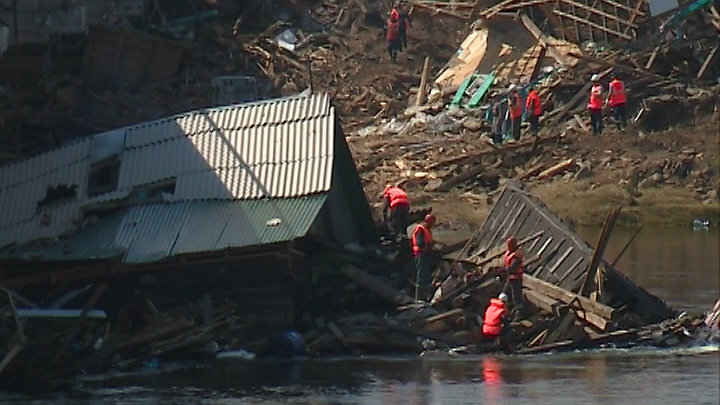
[382,183,410,239]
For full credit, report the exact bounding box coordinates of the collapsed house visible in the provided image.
[0,92,380,384]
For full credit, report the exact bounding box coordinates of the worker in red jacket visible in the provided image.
[588,74,604,136]
[606,71,627,130]
[507,85,523,141]
[502,236,525,316]
[411,214,436,302]
[384,14,401,63]
[382,183,410,239]
[481,293,515,350]
[525,84,542,136]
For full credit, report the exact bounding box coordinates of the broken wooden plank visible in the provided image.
[574,114,589,132]
[623,0,647,36]
[416,56,432,106]
[610,225,643,267]
[328,322,348,343]
[515,162,545,181]
[697,46,719,80]
[523,274,615,320]
[544,309,578,344]
[520,14,572,67]
[340,265,414,305]
[537,159,574,180]
[569,51,666,81]
[553,9,632,39]
[437,164,486,192]
[645,45,660,70]
[423,308,465,325]
[580,206,621,298]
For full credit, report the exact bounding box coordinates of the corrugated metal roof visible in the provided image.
[0,197,326,263]
[0,93,336,248]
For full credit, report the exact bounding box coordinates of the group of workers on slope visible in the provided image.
[588,71,628,135]
[383,184,526,350]
[488,84,543,144]
[383,2,411,63]
[488,70,628,142]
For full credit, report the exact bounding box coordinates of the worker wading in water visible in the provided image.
[382,183,410,239]
[606,71,628,130]
[502,236,525,318]
[588,74,604,136]
[411,214,436,302]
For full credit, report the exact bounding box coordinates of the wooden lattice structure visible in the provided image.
[412,0,652,44]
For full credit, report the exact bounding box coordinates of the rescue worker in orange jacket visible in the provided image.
[384,14,401,63]
[391,2,411,52]
[481,293,515,350]
[588,74,604,136]
[502,235,525,314]
[525,84,542,136]
[411,214,436,302]
[507,85,523,141]
[606,71,627,130]
[382,183,410,239]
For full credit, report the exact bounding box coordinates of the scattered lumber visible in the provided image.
[537,159,575,180]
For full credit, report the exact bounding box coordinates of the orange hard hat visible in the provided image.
[425,214,436,224]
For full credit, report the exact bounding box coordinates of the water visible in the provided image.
[1,228,718,405]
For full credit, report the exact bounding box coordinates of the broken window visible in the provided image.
[87,158,121,197]
[130,178,177,202]
[36,184,78,210]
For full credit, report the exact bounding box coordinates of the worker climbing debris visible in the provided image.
[382,182,410,239]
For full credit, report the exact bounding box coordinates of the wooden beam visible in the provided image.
[466,0,485,26]
[340,265,414,305]
[645,45,660,70]
[697,46,719,80]
[560,0,639,28]
[610,225,643,267]
[504,0,555,9]
[480,0,521,18]
[597,0,642,14]
[569,51,666,81]
[416,56,431,106]
[523,274,616,320]
[540,3,576,41]
[580,206,621,298]
[553,9,632,39]
[623,0,647,36]
[520,14,572,66]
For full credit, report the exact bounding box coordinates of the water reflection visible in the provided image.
[578,226,720,311]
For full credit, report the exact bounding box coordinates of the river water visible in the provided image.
[1,228,718,405]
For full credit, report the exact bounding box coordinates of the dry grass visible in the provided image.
[532,181,720,227]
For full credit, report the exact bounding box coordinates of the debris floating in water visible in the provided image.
[692,218,710,230]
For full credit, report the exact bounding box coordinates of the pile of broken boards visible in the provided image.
[303,182,714,357]
[422,0,720,133]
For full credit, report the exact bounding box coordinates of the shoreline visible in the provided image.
[412,182,720,230]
